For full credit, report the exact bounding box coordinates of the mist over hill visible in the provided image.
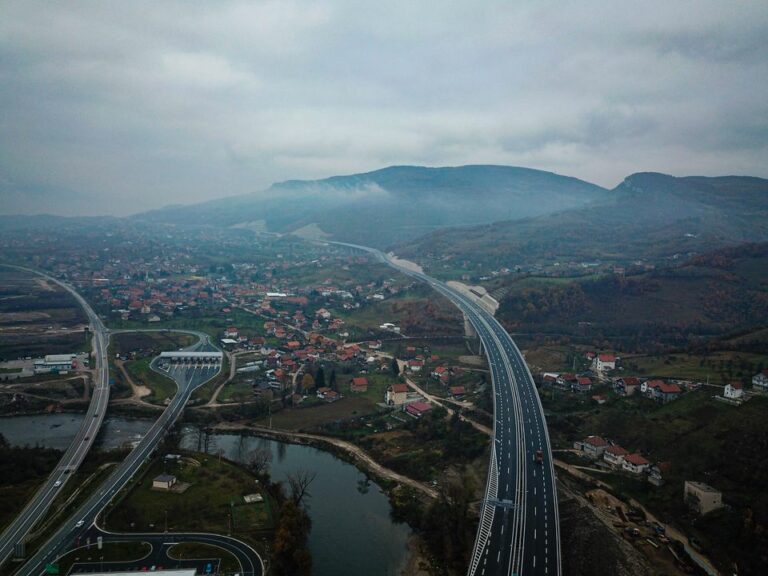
[3,168,766,273]
[395,172,768,275]
[133,165,609,247]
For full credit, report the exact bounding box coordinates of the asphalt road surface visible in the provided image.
[0,266,111,567]
[66,525,263,576]
[13,332,263,576]
[329,243,561,576]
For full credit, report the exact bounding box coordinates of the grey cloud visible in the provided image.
[0,0,766,216]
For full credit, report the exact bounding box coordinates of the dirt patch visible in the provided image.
[34,278,55,292]
[458,355,486,367]
[387,253,424,274]
[559,479,654,576]
[0,311,51,324]
[115,360,152,400]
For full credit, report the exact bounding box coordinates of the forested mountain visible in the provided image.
[133,165,609,247]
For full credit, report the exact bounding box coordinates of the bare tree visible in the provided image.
[287,470,317,506]
[247,447,273,476]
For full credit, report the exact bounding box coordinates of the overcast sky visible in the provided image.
[1,1,767,216]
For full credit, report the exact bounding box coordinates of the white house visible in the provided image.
[724,382,744,400]
[386,383,408,406]
[753,370,768,391]
[603,445,629,467]
[622,454,650,474]
[592,353,617,372]
[581,436,609,459]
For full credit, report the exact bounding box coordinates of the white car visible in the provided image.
[75,520,85,528]
[54,480,62,487]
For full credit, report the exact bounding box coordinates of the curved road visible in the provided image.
[329,243,561,576]
[78,526,264,576]
[13,330,262,576]
[0,266,111,566]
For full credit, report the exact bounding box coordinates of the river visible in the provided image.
[0,416,411,576]
[0,413,152,451]
[179,427,411,576]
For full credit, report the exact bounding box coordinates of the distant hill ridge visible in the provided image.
[133,164,610,247]
[2,166,766,256]
[395,170,768,272]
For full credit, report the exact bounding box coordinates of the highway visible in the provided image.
[13,331,263,576]
[0,266,111,567]
[73,526,264,576]
[329,243,561,576]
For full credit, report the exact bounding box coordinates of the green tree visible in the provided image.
[329,369,337,391]
[315,366,325,390]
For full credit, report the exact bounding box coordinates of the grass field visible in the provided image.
[111,331,196,356]
[0,268,90,362]
[623,351,768,383]
[124,357,177,404]
[106,308,267,343]
[108,453,273,542]
[218,380,254,403]
[255,395,384,431]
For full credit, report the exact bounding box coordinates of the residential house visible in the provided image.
[323,390,340,403]
[556,373,578,389]
[753,370,768,391]
[573,377,593,393]
[614,376,641,396]
[431,366,448,380]
[622,453,650,474]
[653,381,682,404]
[580,436,609,459]
[642,379,682,403]
[224,326,238,338]
[542,373,559,387]
[724,381,744,400]
[449,386,466,399]
[386,383,408,406]
[684,481,723,515]
[350,377,369,393]
[603,445,629,467]
[593,354,617,372]
[406,401,433,418]
[408,360,424,372]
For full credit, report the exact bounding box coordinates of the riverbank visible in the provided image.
[210,421,438,499]
[204,422,439,575]
[180,426,412,576]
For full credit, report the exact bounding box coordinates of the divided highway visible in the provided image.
[12,335,261,576]
[0,266,111,566]
[330,243,561,576]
